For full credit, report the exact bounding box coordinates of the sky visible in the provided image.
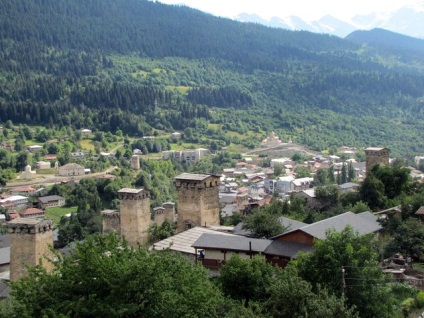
[157,0,423,21]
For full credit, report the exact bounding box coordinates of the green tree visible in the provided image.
[386,219,424,260]
[242,209,284,238]
[294,227,395,318]
[273,163,284,177]
[314,168,329,186]
[8,233,232,318]
[148,219,175,243]
[359,173,387,210]
[371,164,411,200]
[266,267,359,318]
[315,185,340,210]
[295,166,311,178]
[219,254,276,306]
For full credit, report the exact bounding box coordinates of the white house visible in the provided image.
[59,163,85,176]
[36,161,51,170]
[163,148,208,163]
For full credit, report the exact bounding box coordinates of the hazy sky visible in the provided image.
[158,0,423,21]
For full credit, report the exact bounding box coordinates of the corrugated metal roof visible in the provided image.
[273,211,381,240]
[278,216,307,231]
[152,227,236,255]
[264,240,313,258]
[192,233,271,252]
[118,188,144,194]
[175,173,212,181]
[38,195,64,203]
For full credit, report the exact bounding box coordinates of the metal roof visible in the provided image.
[277,216,307,232]
[273,211,381,240]
[38,195,64,203]
[118,188,144,194]
[192,233,271,253]
[264,240,313,258]
[152,227,236,255]
[175,173,213,181]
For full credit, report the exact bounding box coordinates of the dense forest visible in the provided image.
[1,0,424,155]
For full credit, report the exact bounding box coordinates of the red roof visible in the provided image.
[45,154,57,160]
[20,208,44,216]
[416,206,424,215]
[11,186,36,192]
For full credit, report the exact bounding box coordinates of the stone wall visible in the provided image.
[8,219,54,281]
[176,175,220,232]
[102,210,120,234]
[118,189,150,247]
[365,148,390,175]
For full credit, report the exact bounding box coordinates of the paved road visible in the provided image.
[5,166,118,189]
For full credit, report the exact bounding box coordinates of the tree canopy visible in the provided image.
[7,233,233,318]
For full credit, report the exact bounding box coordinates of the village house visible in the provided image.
[267,211,381,267]
[338,182,360,192]
[264,175,294,195]
[36,161,51,170]
[58,163,85,176]
[9,186,37,197]
[290,177,314,192]
[70,152,85,160]
[295,189,323,210]
[81,129,92,135]
[192,234,271,269]
[163,148,209,163]
[171,132,182,139]
[27,145,43,152]
[270,158,291,168]
[193,211,381,269]
[38,195,65,209]
[45,154,57,161]
[0,195,29,211]
[153,227,237,261]
[132,148,143,155]
[19,208,45,218]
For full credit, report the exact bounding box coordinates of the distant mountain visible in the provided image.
[235,2,424,39]
[2,0,424,154]
[346,28,424,54]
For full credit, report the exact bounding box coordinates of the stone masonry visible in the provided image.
[365,147,390,175]
[175,173,220,233]
[118,188,150,247]
[7,218,54,281]
[101,210,121,235]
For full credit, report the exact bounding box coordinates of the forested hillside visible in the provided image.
[1,0,424,155]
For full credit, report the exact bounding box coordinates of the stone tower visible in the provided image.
[162,201,176,223]
[365,147,390,175]
[154,202,176,226]
[130,155,140,170]
[175,173,220,233]
[118,188,150,247]
[101,210,120,235]
[7,218,54,281]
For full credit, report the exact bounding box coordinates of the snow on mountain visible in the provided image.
[235,2,424,39]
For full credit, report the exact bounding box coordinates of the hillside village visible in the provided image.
[2,127,424,300]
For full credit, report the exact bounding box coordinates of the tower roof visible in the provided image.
[175,173,215,181]
[365,147,389,152]
[118,188,145,194]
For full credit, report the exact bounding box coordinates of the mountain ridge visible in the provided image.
[1,0,424,155]
[235,3,424,38]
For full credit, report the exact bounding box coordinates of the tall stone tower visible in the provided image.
[7,218,54,281]
[365,147,390,175]
[175,173,220,233]
[130,155,140,170]
[153,202,176,227]
[101,210,121,235]
[118,188,150,247]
